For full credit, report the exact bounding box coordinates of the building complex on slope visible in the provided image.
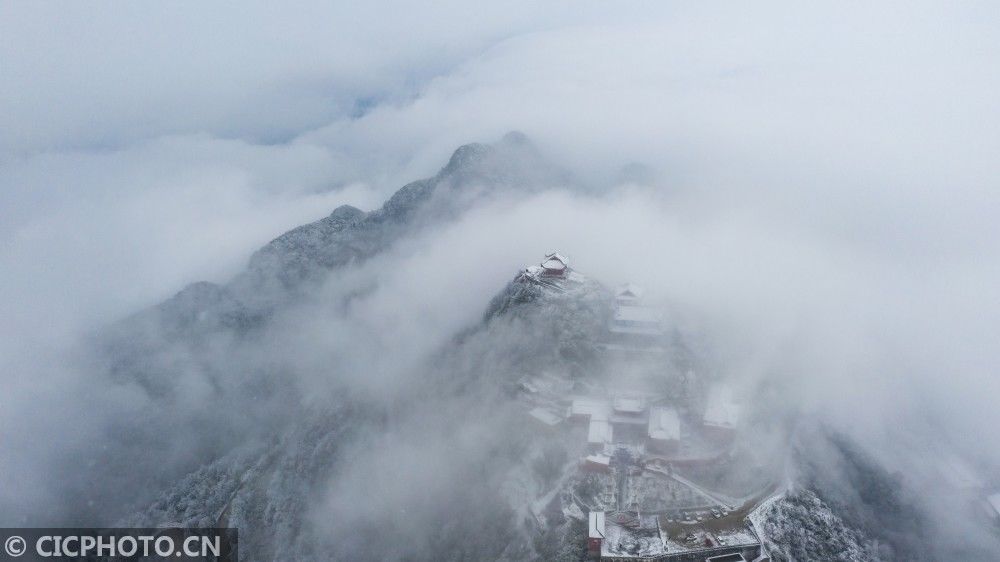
[514,254,772,561]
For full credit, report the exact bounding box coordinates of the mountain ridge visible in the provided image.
[137,131,568,327]
[81,134,932,562]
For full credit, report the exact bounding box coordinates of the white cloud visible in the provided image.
[2,0,1000,549]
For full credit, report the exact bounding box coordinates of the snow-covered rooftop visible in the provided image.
[704,385,740,428]
[528,407,563,426]
[588,419,613,445]
[541,252,568,271]
[541,259,566,271]
[585,454,611,467]
[613,395,645,413]
[571,397,610,421]
[616,283,644,300]
[589,511,606,539]
[648,407,681,441]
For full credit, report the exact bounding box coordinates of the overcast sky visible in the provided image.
[3,1,998,329]
[3,1,1000,526]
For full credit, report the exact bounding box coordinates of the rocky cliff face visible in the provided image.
[227,131,569,313]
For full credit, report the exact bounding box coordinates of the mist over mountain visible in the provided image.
[63,135,569,523]
[3,3,1000,562]
[0,135,991,560]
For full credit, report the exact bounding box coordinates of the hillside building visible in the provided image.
[541,252,569,276]
[647,407,681,454]
[528,407,563,428]
[584,454,613,473]
[615,284,645,307]
[588,511,607,558]
[609,304,663,338]
[604,283,668,358]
